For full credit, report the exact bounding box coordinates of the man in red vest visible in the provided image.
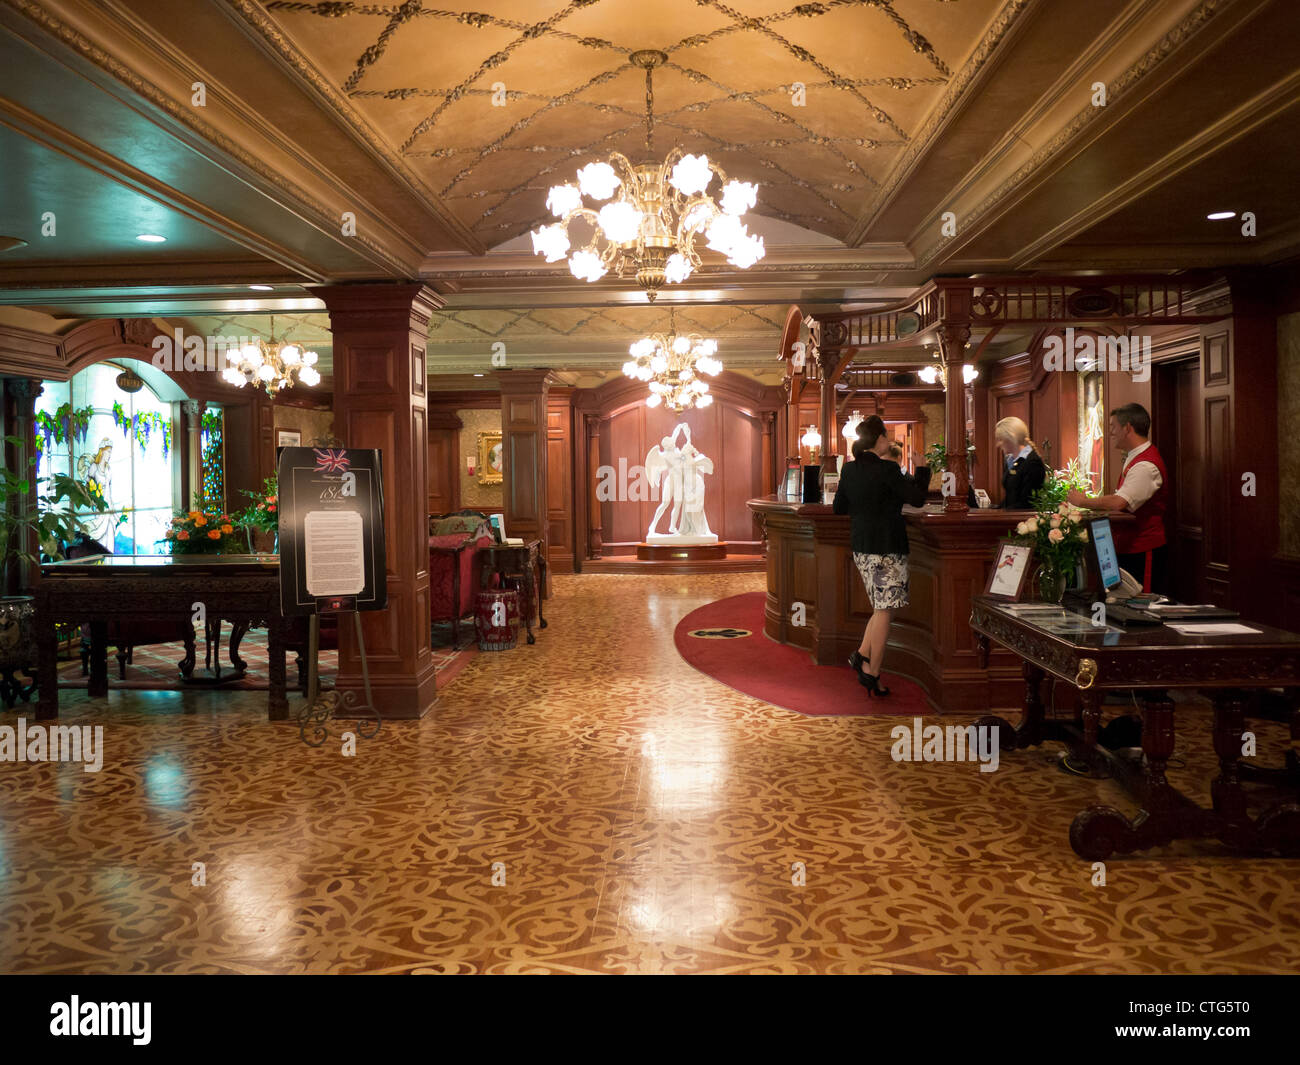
[1067,402,1169,594]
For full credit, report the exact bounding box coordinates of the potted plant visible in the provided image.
[161,509,240,554]
[232,475,278,554]
[1006,500,1091,603]
[0,435,105,692]
[1029,457,1095,512]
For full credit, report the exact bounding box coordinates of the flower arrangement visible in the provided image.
[162,509,239,554]
[232,475,278,534]
[1030,457,1095,512]
[1008,501,1091,601]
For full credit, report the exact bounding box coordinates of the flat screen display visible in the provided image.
[1091,517,1122,591]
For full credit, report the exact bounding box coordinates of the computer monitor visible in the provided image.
[1091,517,1123,593]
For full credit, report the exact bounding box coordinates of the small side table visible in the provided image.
[479,540,548,645]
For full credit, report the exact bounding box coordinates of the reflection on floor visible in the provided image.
[1,572,1297,973]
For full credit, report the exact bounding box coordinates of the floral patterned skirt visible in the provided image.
[851,552,910,610]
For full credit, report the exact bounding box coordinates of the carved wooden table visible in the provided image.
[36,555,289,721]
[970,595,1300,859]
[479,541,548,645]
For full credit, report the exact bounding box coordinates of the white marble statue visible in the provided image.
[644,424,717,545]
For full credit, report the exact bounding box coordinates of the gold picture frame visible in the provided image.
[477,431,504,485]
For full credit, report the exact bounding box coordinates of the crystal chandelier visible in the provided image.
[623,315,723,412]
[531,50,765,301]
[221,316,321,394]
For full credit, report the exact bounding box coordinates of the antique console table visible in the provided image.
[35,555,290,721]
[479,540,548,645]
[969,595,1300,859]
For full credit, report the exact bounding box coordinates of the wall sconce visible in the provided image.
[842,409,864,442]
[917,364,979,387]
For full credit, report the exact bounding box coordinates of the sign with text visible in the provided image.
[277,447,387,616]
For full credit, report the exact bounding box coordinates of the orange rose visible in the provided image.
[220,524,233,534]
[268,496,277,504]
[267,505,276,513]
[195,515,207,526]
[178,530,190,541]
[207,529,220,540]
[187,510,200,521]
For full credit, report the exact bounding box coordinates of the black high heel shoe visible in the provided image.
[862,672,892,698]
[848,650,869,675]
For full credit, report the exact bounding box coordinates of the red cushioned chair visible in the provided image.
[428,510,494,643]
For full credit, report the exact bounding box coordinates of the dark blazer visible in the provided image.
[832,452,931,555]
[1001,449,1047,509]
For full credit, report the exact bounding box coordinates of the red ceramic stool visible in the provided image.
[475,588,520,651]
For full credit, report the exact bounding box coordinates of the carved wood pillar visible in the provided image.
[939,322,972,513]
[4,378,42,592]
[312,282,441,719]
[761,411,773,496]
[498,369,553,591]
[818,350,843,460]
[585,414,602,559]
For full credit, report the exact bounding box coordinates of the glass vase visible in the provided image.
[1036,562,1067,604]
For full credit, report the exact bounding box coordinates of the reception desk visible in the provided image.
[747,496,1130,713]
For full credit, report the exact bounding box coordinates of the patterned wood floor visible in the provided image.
[1,572,1298,974]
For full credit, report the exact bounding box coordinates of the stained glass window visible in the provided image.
[200,405,225,511]
[35,363,177,555]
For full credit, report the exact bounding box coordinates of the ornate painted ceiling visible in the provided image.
[255,0,1003,246]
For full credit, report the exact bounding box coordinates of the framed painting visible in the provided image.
[276,428,301,448]
[985,542,1033,600]
[477,431,504,485]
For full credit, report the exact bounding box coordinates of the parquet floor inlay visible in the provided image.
[1,573,1298,974]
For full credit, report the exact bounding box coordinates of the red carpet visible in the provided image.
[674,592,929,717]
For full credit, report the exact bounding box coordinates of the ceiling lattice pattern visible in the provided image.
[261,0,1003,244]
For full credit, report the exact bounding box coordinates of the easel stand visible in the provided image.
[297,605,382,747]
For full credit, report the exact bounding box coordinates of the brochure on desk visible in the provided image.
[277,447,387,617]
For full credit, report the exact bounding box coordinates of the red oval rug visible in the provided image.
[673,592,930,717]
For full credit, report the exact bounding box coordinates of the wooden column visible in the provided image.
[313,282,440,719]
[585,413,602,559]
[939,322,972,513]
[4,378,42,593]
[498,369,553,591]
[818,352,842,461]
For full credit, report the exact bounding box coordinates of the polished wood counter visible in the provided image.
[748,496,1128,713]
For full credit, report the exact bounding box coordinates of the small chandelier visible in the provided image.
[531,50,765,301]
[221,316,321,394]
[918,362,978,387]
[623,315,722,413]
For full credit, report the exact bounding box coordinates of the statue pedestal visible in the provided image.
[645,532,718,546]
[637,542,729,562]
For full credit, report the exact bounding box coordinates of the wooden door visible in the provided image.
[427,424,459,518]
[1157,358,1204,603]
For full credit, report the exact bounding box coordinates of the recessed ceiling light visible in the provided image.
[1206,211,1236,220]
[473,373,485,377]
[135,233,167,243]
[249,284,273,291]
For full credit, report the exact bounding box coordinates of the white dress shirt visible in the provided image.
[1005,444,1032,470]
[1116,441,1163,511]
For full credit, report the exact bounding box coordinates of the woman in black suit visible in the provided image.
[832,415,931,697]
[996,416,1046,509]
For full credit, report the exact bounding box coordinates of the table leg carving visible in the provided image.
[537,556,548,629]
[179,629,197,680]
[522,553,536,645]
[973,660,1044,752]
[229,620,250,673]
[267,616,288,722]
[1081,687,1101,749]
[1140,691,1177,811]
[88,620,108,698]
[37,602,57,721]
[1211,689,1248,824]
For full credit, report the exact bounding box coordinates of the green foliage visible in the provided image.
[33,403,95,453]
[1030,457,1094,512]
[924,441,947,472]
[232,475,279,534]
[0,435,107,575]
[112,401,172,458]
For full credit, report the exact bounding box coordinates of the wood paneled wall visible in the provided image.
[547,389,575,573]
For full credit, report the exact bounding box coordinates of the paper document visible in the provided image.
[1167,622,1260,636]
[304,510,365,596]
